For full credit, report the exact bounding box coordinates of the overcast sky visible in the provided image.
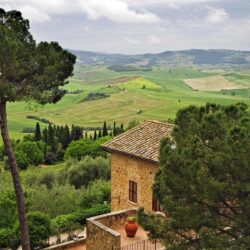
[1,0,250,54]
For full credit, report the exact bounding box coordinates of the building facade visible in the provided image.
[102,120,172,213]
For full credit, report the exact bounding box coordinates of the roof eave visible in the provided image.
[102,145,159,164]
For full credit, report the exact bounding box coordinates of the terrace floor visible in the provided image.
[112,225,149,246]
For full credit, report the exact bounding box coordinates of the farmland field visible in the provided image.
[184,75,245,91]
[4,66,250,143]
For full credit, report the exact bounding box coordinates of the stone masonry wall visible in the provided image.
[86,209,136,250]
[111,152,158,212]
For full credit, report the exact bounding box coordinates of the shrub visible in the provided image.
[44,152,57,165]
[15,141,43,167]
[80,180,110,208]
[52,204,110,233]
[40,171,55,189]
[64,136,110,160]
[0,191,18,228]
[79,92,110,103]
[22,127,35,133]
[29,184,80,218]
[65,156,110,189]
[15,150,31,170]
[27,211,51,249]
[0,228,19,249]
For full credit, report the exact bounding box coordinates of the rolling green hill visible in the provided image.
[5,65,250,143]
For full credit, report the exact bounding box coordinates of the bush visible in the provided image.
[0,191,17,228]
[52,204,110,233]
[65,156,110,189]
[80,180,110,208]
[44,152,57,165]
[29,184,81,218]
[27,211,51,249]
[64,136,110,160]
[15,150,31,170]
[15,141,43,169]
[79,92,110,103]
[40,171,55,189]
[0,228,19,249]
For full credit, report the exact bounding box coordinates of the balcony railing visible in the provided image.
[113,239,163,250]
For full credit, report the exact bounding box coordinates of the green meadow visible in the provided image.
[5,66,250,142]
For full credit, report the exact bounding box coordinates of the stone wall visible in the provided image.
[42,238,86,250]
[111,152,158,212]
[86,209,136,250]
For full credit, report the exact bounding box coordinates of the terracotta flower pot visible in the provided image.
[125,216,138,238]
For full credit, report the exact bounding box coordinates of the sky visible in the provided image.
[0,0,250,54]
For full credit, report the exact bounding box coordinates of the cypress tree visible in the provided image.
[90,134,93,140]
[71,125,83,141]
[98,130,102,138]
[93,130,97,140]
[103,121,108,136]
[120,123,124,131]
[34,122,41,141]
[85,131,88,139]
[48,124,56,152]
[113,122,117,136]
[43,127,48,144]
[65,125,71,148]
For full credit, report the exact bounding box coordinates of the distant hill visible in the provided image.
[70,49,250,68]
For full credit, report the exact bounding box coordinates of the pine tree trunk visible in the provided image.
[0,102,30,250]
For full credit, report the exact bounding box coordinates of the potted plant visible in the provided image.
[125,216,138,237]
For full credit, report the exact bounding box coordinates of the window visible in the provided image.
[152,194,162,212]
[129,181,137,203]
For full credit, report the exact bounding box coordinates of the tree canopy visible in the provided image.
[139,103,250,249]
[0,9,76,104]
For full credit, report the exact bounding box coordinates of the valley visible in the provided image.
[6,62,250,142]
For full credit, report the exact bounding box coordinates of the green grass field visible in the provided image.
[4,66,250,143]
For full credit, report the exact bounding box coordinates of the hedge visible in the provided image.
[52,204,110,233]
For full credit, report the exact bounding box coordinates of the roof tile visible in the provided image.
[102,120,173,163]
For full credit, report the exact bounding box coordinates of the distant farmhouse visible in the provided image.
[102,120,173,212]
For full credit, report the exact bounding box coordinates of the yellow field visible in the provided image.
[184,75,245,91]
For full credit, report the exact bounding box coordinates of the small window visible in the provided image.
[129,181,137,203]
[152,194,162,212]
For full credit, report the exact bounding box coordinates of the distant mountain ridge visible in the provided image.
[70,49,250,67]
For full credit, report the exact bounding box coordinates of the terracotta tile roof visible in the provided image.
[102,120,173,163]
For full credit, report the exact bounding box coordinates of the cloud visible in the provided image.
[0,0,161,24]
[21,6,50,23]
[205,8,229,24]
[124,37,141,44]
[79,0,161,24]
[149,35,161,44]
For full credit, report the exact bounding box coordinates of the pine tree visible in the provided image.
[139,103,250,249]
[34,122,41,141]
[103,121,108,136]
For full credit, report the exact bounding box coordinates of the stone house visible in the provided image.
[102,120,172,213]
